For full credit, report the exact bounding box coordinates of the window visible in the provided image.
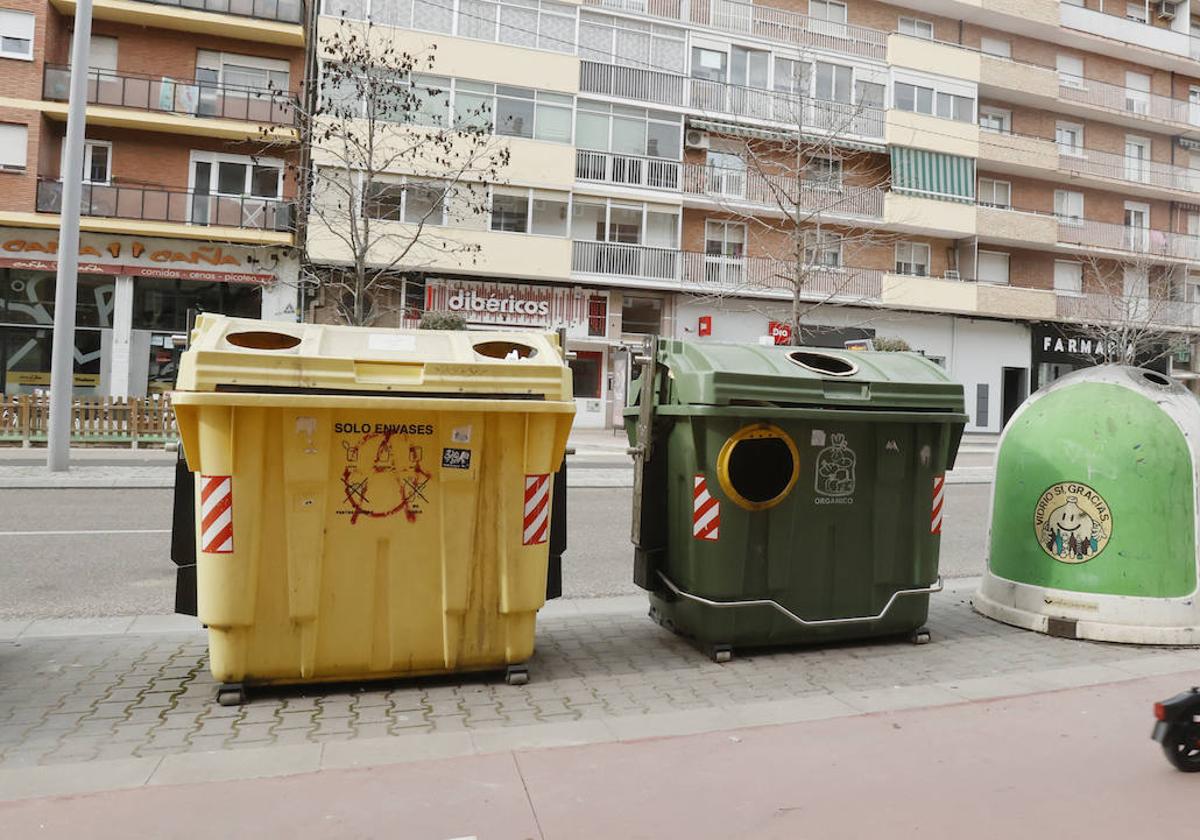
[531,194,568,235]
[0,123,28,171]
[807,156,843,190]
[450,0,579,52]
[706,150,746,196]
[587,296,607,337]
[895,82,934,115]
[621,295,662,334]
[808,0,847,36]
[192,153,283,199]
[574,100,681,159]
[705,220,745,258]
[1054,189,1084,223]
[895,242,930,276]
[1125,71,1150,115]
[1055,121,1084,157]
[578,12,685,73]
[491,190,529,232]
[980,36,1011,59]
[1125,135,1150,183]
[453,81,573,143]
[977,250,1010,285]
[570,351,603,398]
[363,181,404,220]
[815,62,852,103]
[979,107,1011,134]
[804,230,842,267]
[1126,1,1148,23]
[402,182,446,225]
[495,85,535,138]
[730,46,769,89]
[773,57,810,95]
[0,9,34,61]
[978,178,1011,208]
[691,47,727,83]
[936,92,974,122]
[70,35,118,72]
[82,141,112,185]
[1057,54,1084,89]
[196,51,290,95]
[1054,260,1083,294]
[898,17,934,39]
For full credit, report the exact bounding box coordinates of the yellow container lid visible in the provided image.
[175,314,573,401]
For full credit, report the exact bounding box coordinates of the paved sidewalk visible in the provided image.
[1,669,1193,839]
[1,580,1197,802]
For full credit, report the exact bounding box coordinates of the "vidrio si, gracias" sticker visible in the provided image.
[1033,482,1112,564]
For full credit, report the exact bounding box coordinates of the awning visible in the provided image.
[688,118,886,154]
[890,147,975,204]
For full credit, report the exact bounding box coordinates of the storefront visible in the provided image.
[1029,322,1170,392]
[425,277,615,428]
[0,227,298,397]
[674,298,1032,433]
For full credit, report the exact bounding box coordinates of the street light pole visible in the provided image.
[47,0,94,472]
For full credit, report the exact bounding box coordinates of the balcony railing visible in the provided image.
[43,65,297,125]
[575,150,681,191]
[1057,146,1200,195]
[1056,218,1200,263]
[582,0,887,61]
[682,163,885,218]
[36,179,294,232]
[129,0,303,24]
[1058,73,1198,128]
[570,239,883,300]
[1056,291,1200,331]
[580,61,885,139]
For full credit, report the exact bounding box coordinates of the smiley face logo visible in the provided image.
[1033,482,1112,564]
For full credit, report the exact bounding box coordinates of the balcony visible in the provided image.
[1058,147,1200,197]
[579,61,885,141]
[681,163,884,219]
[1057,219,1200,264]
[976,206,1058,247]
[35,179,294,241]
[1057,73,1198,130]
[977,130,1058,171]
[575,150,681,192]
[1056,291,1200,331]
[581,0,887,61]
[569,239,883,301]
[49,0,304,46]
[1060,3,1191,61]
[43,66,297,130]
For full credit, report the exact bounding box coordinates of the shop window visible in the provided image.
[621,295,662,334]
[0,269,114,328]
[587,296,607,337]
[131,276,260,333]
[570,350,603,399]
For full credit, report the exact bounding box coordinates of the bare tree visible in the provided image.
[683,76,900,345]
[1059,253,1192,367]
[286,20,510,326]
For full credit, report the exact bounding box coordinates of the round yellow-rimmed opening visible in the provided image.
[716,423,800,512]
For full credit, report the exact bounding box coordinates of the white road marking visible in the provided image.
[0,529,171,536]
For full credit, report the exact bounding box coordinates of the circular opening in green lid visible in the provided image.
[786,350,857,377]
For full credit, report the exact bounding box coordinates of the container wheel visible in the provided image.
[505,665,530,686]
[216,684,246,707]
[910,628,932,646]
[1162,725,1200,772]
[710,645,733,664]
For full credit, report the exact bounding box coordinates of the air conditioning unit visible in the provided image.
[944,270,961,281]
[1157,0,1177,20]
[684,129,710,150]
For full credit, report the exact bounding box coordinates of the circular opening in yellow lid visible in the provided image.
[225,331,301,350]
[474,341,538,360]
[716,424,800,511]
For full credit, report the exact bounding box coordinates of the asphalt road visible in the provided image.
[0,483,990,619]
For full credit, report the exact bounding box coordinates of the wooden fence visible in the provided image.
[0,393,179,446]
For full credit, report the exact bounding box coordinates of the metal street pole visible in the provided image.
[47,0,94,472]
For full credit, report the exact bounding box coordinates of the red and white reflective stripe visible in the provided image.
[931,474,946,535]
[523,474,551,546]
[693,474,720,541]
[200,475,234,554]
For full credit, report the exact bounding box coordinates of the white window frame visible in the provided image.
[1124,71,1151,115]
[0,122,28,171]
[977,250,1010,285]
[978,177,1011,209]
[82,140,112,185]
[196,51,290,89]
[803,229,843,268]
[1057,54,1085,90]
[979,106,1011,134]
[0,9,34,62]
[980,36,1011,59]
[1125,1,1148,23]
[806,155,843,191]
[898,17,934,39]
[188,150,285,198]
[489,186,570,237]
[1055,120,1085,158]
[1054,260,1083,295]
[895,241,931,276]
[1054,189,1084,225]
[704,219,747,259]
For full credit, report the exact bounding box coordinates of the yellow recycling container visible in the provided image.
[172,315,574,702]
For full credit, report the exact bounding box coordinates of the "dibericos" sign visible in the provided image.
[446,289,550,316]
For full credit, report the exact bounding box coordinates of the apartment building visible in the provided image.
[0,0,304,397]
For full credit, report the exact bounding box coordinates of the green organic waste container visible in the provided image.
[626,339,967,660]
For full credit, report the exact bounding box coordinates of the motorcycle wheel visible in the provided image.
[1161,725,1200,773]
